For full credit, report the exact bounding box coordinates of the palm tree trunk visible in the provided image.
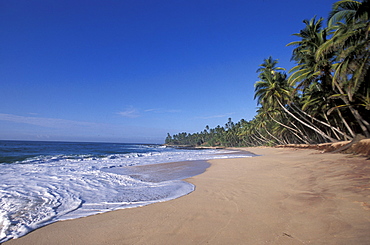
[256,129,268,141]
[290,103,350,140]
[289,121,313,144]
[322,112,342,140]
[267,113,309,144]
[277,100,337,142]
[282,136,289,144]
[250,134,265,145]
[267,113,298,133]
[336,109,356,138]
[254,130,269,144]
[264,128,284,145]
[333,81,370,137]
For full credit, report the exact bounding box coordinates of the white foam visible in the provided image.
[0,148,249,242]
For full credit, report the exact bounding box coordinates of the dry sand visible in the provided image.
[5,147,370,245]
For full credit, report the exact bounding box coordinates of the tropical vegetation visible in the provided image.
[165,0,370,147]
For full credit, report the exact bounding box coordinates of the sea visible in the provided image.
[0,140,251,242]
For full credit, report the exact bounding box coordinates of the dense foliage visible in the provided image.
[165,0,370,147]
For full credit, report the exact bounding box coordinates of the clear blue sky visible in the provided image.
[1,0,338,143]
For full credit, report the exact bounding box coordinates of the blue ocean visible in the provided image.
[0,140,250,242]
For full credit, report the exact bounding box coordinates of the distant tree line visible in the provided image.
[165,118,245,147]
[165,0,370,147]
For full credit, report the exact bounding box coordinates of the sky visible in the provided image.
[0,0,338,143]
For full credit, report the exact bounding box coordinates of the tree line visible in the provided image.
[165,0,370,147]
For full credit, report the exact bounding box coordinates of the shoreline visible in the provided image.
[275,138,370,157]
[167,138,370,157]
[5,147,370,244]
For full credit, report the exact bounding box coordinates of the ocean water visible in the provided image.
[0,140,251,242]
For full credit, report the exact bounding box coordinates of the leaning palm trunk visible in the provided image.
[335,109,356,138]
[243,137,254,147]
[289,121,315,144]
[249,134,266,145]
[267,113,309,144]
[277,99,338,142]
[346,104,370,137]
[264,128,284,145]
[322,112,343,140]
[254,130,270,144]
[255,130,267,141]
[282,136,291,145]
[333,81,370,138]
[290,103,352,140]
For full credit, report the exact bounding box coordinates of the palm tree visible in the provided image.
[287,17,333,91]
[317,0,370,137]
[255,57,338,142]
[328,0,370,27]
[255,108,285,145]
[261,106,312,144]
[287,15,359,140]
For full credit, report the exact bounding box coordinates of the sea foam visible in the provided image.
[0,145,249,242]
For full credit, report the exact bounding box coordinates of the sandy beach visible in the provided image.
[5,147,370,245]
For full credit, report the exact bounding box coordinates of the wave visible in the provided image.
[0,146,250,242]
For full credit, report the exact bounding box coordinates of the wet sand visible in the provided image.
[103,159,211,183]
[5,147,370,244]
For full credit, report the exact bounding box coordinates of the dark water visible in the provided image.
[0,140,161,164]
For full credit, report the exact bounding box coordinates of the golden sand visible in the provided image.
[5,147,370,245]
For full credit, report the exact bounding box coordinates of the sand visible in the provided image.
[5,147,370,245]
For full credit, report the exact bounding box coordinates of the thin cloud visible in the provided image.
[0,113,99,129]
[117,107,140,118]
[143,108,158,112]
[144,108,181,113]
[197,112,235,119]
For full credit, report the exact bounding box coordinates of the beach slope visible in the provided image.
[5,147,370,244]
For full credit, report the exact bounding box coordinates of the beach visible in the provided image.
[5,147,370,245]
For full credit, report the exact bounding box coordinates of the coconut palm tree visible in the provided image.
[287,17,333,91]
[287,15,360,140]
[317,0,370,137]
[255,57,338,142]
